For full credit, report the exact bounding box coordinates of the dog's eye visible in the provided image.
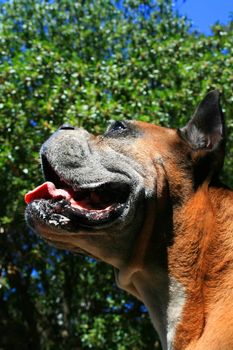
[109,121,127,132]
[105,121,127,136]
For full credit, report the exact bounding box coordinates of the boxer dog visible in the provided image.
[25,90,233,350]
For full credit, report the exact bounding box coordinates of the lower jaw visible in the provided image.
[59,204,125,228]
[26,198,126,230]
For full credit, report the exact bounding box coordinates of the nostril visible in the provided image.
[59,123,75,130]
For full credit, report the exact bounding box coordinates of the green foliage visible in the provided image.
[0,0,232,349]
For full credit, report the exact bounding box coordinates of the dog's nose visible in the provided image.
[59,123,75,130]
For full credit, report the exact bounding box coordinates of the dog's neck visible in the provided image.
[117,184,233,350]
[117,258,184,350]
[116,257,182,350]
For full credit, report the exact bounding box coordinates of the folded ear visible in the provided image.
[179,90,225,151]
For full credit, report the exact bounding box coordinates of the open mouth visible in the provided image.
[25,156,130,228]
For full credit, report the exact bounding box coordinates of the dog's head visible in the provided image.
[25,90,225,269]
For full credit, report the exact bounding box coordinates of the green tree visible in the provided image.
[0,1,232,349]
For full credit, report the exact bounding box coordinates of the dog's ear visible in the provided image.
[179,90,224,151]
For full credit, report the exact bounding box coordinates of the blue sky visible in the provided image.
[175,0,233,34]
[0,0,232,35]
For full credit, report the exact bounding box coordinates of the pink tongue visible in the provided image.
[24,181,73,204]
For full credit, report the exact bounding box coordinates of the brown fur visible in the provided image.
[26,91,233,349]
